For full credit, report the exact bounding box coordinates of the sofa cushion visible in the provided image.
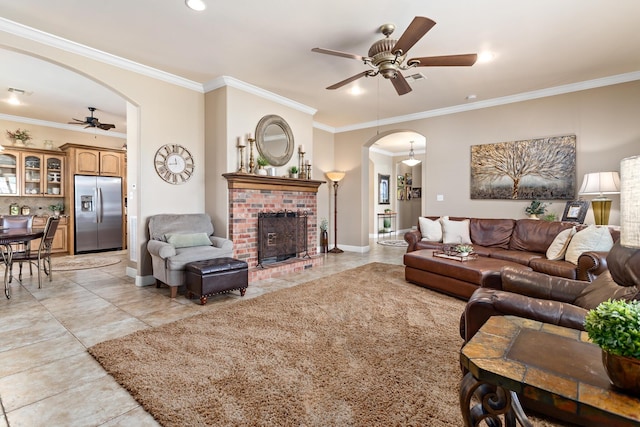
[166,232,212,248]
[165,245,233,271]
[565,225,614,265]
[529,258,578,280]
[509,219,574,254]
[469,218,515,249]
[490,248,542,266]
[418,216,444,242]
[574,270,640,309]
[441,218,471,244]
[546,226,577,261]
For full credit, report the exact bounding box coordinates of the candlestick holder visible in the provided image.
[248,137,256,174]
[298,151,305,175]
[237,144,247,173]
[306,164,312,180]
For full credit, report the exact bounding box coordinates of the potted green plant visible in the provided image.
[542,213,558,222]
[48,202,64,217]
[6,128,32,146]
[525,200,547,219]
[289,166,299,179]
[454,244,474,257]
[584,299,640,394]
[256,156,269,175]
[383,217,392,232]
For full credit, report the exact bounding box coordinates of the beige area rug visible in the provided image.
[51,254,121,271]
[88,263,563,427]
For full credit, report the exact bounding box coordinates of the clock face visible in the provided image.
[154,144,194,184]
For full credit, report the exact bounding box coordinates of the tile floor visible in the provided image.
[0,240,406,427]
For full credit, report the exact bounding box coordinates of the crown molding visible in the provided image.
[0,17,204,92]
[327,70,640,134]
[0,113,127,139]
[204,76,317,116]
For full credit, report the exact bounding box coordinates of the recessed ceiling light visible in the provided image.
[185,0,206,11]
[349,86,363,96]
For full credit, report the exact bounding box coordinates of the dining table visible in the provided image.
[0,227,44,299]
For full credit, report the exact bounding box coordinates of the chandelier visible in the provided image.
[402,141,421,167]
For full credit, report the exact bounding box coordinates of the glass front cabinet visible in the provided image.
[21,153,65,197]
[0,151,19,196]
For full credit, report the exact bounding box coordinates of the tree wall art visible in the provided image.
[470,135,576,200]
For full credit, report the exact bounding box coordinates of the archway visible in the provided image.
[364,130,426,243]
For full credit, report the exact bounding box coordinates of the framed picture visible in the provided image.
[397,175,404,188]
[405,173,413,187]
[561,200,589,223]
[378,174,390,205]
[397,188,405,201]
[411,187,422,199]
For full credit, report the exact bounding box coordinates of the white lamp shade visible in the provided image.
[326,171,345,182]
[402,158,421,167]
[578,171,621,196]
[620,155,640,248]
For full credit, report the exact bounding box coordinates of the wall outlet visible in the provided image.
[436,194,444,201]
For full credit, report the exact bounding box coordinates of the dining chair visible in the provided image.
[11,217,60,288]
[0,215,35,282]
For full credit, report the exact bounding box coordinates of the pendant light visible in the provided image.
[402,141,421,167]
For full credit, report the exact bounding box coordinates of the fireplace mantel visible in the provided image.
[223,172,325,193]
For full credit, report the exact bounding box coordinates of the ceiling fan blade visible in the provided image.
[326,71,370,90]
[68,118,85,124]
[408,54,478,67]
[98,123,115,130]
[390,73,412,96]
[392,16,436,55]
[312,47,367,62]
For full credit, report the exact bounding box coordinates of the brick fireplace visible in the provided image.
[223,173,326,281]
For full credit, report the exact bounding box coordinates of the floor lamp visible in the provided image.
[326,171,345,253]
[578,171,620,225]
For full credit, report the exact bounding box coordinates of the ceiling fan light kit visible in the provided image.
[312,16,477,96]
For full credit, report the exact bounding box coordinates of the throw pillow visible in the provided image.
[419,216,445,242]
[165,232,212,248]
[546,226,577,261]
[441,217,472,244]
[564,225,614,265]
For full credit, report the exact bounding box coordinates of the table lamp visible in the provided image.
[578,171,620,225]
[620,155,640,248]
[326,171,345,253]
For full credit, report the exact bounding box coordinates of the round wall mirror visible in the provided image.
[255,114,294,166]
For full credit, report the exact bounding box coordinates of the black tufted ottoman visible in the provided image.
[185,257,248,305]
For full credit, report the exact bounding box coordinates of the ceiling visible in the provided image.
[1,0,639,152]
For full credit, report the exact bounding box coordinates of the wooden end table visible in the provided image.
[459,315,640,426]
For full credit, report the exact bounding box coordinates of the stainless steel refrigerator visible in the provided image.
[74,175,123,254]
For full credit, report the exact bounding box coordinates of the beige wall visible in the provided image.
[0,33,205,283]
[336,80,640,250]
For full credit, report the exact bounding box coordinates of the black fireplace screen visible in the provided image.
[257,211,309,267]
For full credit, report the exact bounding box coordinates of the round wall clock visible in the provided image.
[154,144,195,184]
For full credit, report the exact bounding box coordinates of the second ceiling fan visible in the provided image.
[312,16,477,96]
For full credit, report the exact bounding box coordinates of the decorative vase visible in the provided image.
[257,167,267,176]
[320,230,328,253]
[52,210,61,218]
[602,350,640,395]
[458,252,470,257]
[290,173,298,179]
[528,214,540,220]
[14,139,24,147]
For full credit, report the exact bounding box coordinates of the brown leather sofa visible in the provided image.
[404,217,619,299]
[459,242,640,425]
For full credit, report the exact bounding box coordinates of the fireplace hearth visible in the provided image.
[258,211,309,267]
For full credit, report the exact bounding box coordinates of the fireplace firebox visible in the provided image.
[258,211,309,267]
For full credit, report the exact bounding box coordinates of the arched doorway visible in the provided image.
[365,130,426,242]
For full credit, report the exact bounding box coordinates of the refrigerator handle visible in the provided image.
[97,187,103,223]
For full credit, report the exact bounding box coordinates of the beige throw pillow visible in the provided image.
[546,226,576,261]
[419,216,445,242]
[441,217,472,244]
[564,225,614,265]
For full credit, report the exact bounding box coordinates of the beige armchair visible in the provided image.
[147,213,233,298]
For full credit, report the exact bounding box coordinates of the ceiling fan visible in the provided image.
[68,107,115,130]
[312,16,477,96]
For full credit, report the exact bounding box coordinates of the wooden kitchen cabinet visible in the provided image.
[60,144,124,176]
[0,148,65,198]
[32,215,69,254]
